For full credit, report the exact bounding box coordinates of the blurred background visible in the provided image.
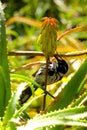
[1,0,87,113]
[2,0,87,64]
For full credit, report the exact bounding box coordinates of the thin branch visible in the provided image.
[61,50,87,58]
[9,50,87,73]
[8,51,44,56]
[8,50,87,59]
[11,61,45,73]
[57,26,86,41]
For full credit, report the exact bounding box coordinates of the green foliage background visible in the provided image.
[5,0,87,73]
[0,0,87,130]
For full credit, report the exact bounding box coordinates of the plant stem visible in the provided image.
[43,57,50,111]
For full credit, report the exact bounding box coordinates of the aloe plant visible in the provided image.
[0,1,11,117]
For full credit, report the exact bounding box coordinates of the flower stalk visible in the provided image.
[37,17,58,58]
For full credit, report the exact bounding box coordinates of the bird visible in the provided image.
[19,56,68,104]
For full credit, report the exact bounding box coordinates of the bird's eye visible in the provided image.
[48,70,55,76]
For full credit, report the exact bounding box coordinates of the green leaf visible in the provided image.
[9,122,17,130]
[71,92,87,107]
[3,84,24,124]
[13,94,43,118]
[76,76,87,96]
[0,66,7,117]
[47,59,87,111]
[11,74,54,99]
[0,1,11,108]
[20,106,87,130]
[72,16,87,26]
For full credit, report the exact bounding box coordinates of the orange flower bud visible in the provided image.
[37,17,58,57]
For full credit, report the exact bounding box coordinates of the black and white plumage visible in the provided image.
[19,57,68,104]
[35,59,68,86]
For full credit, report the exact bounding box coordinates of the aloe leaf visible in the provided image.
[76,76,87,96]
[71,92,87,107]
[11,74,54,98]
[47,59,87,111]
[19,106,87,130]
[0,66,7,117]
[13,94,43,118]
[0,1,11,108]
[3,84,24,124]
[9,122,17,130]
